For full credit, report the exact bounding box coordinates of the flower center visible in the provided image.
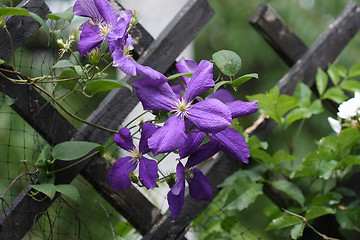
[99,23,112,36]
[129,148,142,163]
[173,98,192,117]
[184,168,194,181]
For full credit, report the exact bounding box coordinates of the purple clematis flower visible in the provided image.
[167,162,212,220]
[133,60,233,155]
[74,0,166,80]
[108,123,158,190]
[185,89,258,167]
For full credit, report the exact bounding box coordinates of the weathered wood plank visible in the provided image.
[141,3,360,239]
[0,0,50,60]
[249,2,360,140]
[249,3,308,66]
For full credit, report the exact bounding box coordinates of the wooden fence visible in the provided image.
[0,0,360,239]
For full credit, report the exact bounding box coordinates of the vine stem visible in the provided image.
[31,83,117,134]
[4,27,16,71]
[95,200,116,240]
[282,208,340,240]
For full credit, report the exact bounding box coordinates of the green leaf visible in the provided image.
[0,7,30,17]
[35,145,52,168]
[53,60,74,68]
[349,63,360,78]
[323,87,348,104]
[305,206,335,221]
[294,82,312,107]
[315,67,328,96]
[339,128,360,153]
[86,79,133,94]
[341,79,360,92]
[291,223,305,239]
[30,183,57,200]
[311,192,342,205]
[335,65,347,78]
[0,59,4,65]
[114,222,133,236]
[52,141,103,161]
[270,180,304,206]
[212,50,242,76]
[336,208,360,231]
[266,214,302,230]
[213,80,231,92]
[272,150,295,164]
[327,64,341,85]
[231,73,258,90]
[223,177,263,211]
[55,184,80,204]
[46,6,74,22]
[285,107,312,128]
[318,160,338,180]
[0,92,16,106]
[168,72,193,80]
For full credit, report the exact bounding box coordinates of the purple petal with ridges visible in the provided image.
[133,78,176,111]
[178,131,206,158]
[175,57,198,85]
[94,0,117,23]
[226,100,258,118]
[148,114,186,155]
[188,168,212,200]
[139,123,158,153]
[113,128,135,151]
[139,157,158,189]
[211,128,250,163]
[185,141,220,168]
[77,25,104,56]
[108,156,137,190]
[171,162,185,195]
[187,98,232,133]
[171,84,185,100]
[107,18,129,44]
[183,60,214,102]
[73,0,102,24]
[167,188,184,220]
[207,89,235,103]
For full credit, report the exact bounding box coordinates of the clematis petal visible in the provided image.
[328,117,341,134]
[114,128,135,151]
[226,100,258,118]
[167,188,184,220]
[178,130,206,159]
[206,89,235,103]
[187,98,232,133]
[133,78,177,111]
[171,162,185,195]
[183,60,214,102]
[211,128,250,163]
[171,84,185,100]
[188,168,212,201]
[186,140,220,168]
[107,18,129,44]
[77,25,104,56]
[108,156,137,190]
[73,0,102,24]
[139,122,158,153]
[94,0,117,23]
[139,157,158,189]
[148,114,186,155]
[175,57,198,85]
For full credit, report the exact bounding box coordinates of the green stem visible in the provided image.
[32,83,117,134]
[125,110,151,128]
[69,48,90,80]
[4,27,16,71]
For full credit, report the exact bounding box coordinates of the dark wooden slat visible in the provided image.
[0,0,50,60]
[141,3,360,239]
[249,2,360,140]
[249,3,308,66]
